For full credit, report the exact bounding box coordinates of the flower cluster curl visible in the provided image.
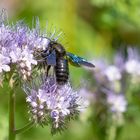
[0,14,51,82]
[24,76,84,134]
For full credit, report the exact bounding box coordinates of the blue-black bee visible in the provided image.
[40,41,95,85]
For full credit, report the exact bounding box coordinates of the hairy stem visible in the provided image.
[15,121,34,134]
[8,88,16,140]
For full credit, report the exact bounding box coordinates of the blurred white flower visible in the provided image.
[125,60,140,76]
[125,47,140,76]
[107,92,127,113]
[104,65,122,81]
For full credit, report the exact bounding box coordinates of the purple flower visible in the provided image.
[0,53,10,72]
[124,47,140,84]
[0,11,51,81]
[104,65,121,82]
[104,89,127,113]
[0,47,11,72]
[107,93,127,113]
[92,59,123,92]
[92,59,109,85]
[78,88,95,106]
[0,24,15,49]
[23,76,85,134]
[125,47,140,76]
[125,60,140,75]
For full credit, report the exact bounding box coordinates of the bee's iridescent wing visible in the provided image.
[46,50,56,66]
[66,52,95,68]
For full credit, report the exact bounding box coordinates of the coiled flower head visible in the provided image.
[23,76,85,134]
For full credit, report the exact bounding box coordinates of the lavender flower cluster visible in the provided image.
[0,17,52,81]
[77,56,126,140]
[24,76,83,134]
[92,58,125,115]
[89,47,140,118]
[77,47,140,139]
[0,10,85,134]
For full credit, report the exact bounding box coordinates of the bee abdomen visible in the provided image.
[55,59,69,85]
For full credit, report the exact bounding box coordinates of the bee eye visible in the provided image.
[51,42,54,45]
[48,41,54,47]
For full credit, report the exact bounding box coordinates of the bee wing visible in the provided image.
[46,50,56,66]
[66,52,95,68]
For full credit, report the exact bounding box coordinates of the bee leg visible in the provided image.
[46,65,51,76]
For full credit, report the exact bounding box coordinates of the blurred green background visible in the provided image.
[0,0,140,140]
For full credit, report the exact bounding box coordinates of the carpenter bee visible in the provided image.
[40,41,95,85]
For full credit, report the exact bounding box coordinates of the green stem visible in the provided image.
[8,68,34,139]
[8,88,34,139]
[8,88,16,140]
[15,121,34,134]
[108,124,117,140]
[107,116,117,140]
